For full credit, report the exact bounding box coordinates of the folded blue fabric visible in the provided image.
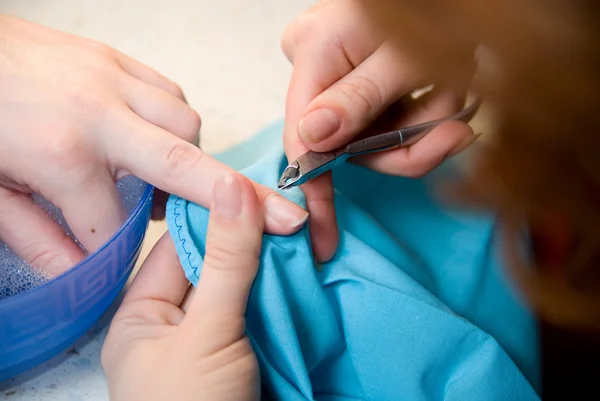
[167,123,540,400]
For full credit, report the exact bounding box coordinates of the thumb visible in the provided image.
[297,41,420,152]
[181,173,264,351]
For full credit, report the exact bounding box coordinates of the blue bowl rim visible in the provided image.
[0,180,154,308]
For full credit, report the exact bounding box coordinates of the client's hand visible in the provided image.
[281,0,477,262]
[102,173,262,401]
[0,15,306,276]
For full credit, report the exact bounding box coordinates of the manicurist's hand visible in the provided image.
[0,15,307,275]
[281,0,477,262]
[102,173,263,401]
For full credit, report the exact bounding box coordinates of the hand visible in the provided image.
[281,0,477,262]
[0,15,307,276]
[102,173,262,401]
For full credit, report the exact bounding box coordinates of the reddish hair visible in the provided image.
[365,0,600,327]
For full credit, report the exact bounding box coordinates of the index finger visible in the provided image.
[111,115,308,236]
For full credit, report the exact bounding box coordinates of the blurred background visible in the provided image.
[0,1,312,399]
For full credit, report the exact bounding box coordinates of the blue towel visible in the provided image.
[167,122,540,400]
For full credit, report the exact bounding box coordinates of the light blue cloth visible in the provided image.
[167,122,540,400]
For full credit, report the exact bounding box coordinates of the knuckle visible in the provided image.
[337,75,384,113]
[59,70,116,121]
[45,135,87,164]
[204,246,243,272]
[85,40,117,58]
[43,130,92,173]
[65,89,112,121]
[27,248,59,268]
[161,141,204,178]
[205,229,261,272]
[206,340,256,374]
[26,236,70,270]
[211,315,245,334]
[237,352,258,377]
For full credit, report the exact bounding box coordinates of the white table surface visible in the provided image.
[0,1,313,399]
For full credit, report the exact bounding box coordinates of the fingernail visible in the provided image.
[448,133,482,157]
[299,109,341,143]
[213,174,242,219]
[264,194,308,229]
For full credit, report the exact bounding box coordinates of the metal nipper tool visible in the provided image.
[278,98,482,190]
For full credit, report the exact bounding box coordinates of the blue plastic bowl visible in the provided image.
[0,179,153,381]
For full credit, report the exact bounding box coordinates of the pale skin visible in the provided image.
[281,0,477,262]
[0,15,308,276]
[0,0,480,398]
[102,173,262,401]
[102,1,478,397]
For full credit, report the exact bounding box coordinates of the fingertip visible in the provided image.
[414,119,474,157]
[252,183,308,236]
[447,130,481,158]
[437,119,475,141]
[312,222,339,263]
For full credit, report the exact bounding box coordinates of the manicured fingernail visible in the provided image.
[264,194,308,229]
[448,133,482,157]
[299,109,341,143]
[213,174,242,219]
